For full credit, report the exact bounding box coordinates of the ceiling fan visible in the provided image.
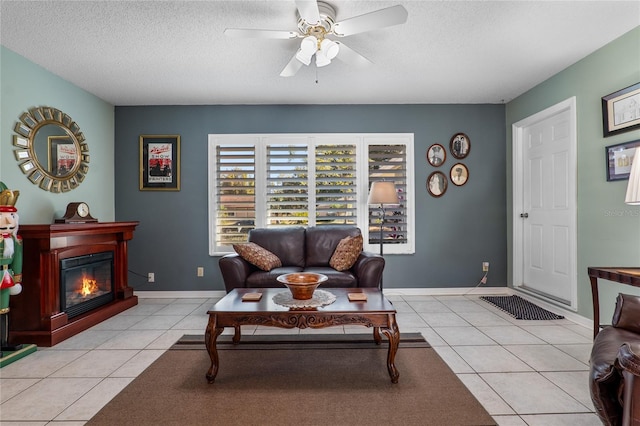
[224,0,408,77]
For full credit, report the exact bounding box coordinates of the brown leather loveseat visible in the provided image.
[589,293,640,425]
[218,226,384,293]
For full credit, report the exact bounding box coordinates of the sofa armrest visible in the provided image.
[352,251,385,289]
[616,342,640,426]
[219,253,255,293]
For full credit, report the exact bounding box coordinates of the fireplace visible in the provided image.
[60,252,115,319]
[10,222,138,347]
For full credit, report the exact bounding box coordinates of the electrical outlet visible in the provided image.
[482,262,489,272]
[148,272,155,283]
[197,267,204,277]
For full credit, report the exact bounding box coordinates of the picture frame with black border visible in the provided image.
[606,139,640,181]
[140,134,181,191]
[602,82,640,137]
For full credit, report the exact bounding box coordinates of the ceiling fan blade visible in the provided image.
[280,55,305,77]
[295,0,320,24]
[224,28,298,40]
[334,42,373,67]
[332,5,408,37]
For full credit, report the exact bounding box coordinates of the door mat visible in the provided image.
[480,295,564,320]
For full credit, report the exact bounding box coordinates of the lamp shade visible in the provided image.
[625,148,640,205]
[367,181,399,205]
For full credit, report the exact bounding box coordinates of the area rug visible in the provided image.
[87,334,495,426]
[481,295,564,320]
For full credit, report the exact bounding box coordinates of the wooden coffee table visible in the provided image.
[205,288,400,384]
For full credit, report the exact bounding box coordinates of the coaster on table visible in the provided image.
[348,293,367,302]
[242,292,262,302]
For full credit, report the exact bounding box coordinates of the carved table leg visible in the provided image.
[233,324,241,344]
[373,327,382,345]
[204,314,224,384]
[380,313,400,383]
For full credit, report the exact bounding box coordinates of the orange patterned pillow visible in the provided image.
[233,242,282,271]
[329,234,363,271]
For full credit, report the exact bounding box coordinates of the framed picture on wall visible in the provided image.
[426,171,447,197]
[606,139,640,181]
[602,82,640,137]
[450,163,469,186]
[450,132,470,159]
[140,134,181,191]
[427,143,446,166]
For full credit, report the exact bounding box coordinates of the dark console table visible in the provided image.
[588,267,640,338]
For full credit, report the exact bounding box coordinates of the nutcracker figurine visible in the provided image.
[0,182,23,355]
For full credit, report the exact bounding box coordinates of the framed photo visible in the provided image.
[426,171,447,197]
[48,135,77,177]
[606,139,640,181]
[450,132,470,159]
[427,143,446,166]
[140,135,181,191]
[602,82,640,137]
[450,163,469,186]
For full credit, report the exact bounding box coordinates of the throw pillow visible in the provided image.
[612,293,640,333]
[233,242,282,271]
[329,234,363,271]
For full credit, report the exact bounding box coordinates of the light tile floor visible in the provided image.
[0,293,600,425]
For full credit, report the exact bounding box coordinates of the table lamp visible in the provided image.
[625,149,640,205]
[367,181,399,290]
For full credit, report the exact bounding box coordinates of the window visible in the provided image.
[208,134,414,255]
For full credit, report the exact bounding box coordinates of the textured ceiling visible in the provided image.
[1,1,638,106]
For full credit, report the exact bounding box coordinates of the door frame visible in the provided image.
[512,97,578,311]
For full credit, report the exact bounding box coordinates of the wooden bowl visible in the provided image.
[277,273,328,300]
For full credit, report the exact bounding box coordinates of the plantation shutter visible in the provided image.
[215,144,256,248]
[266,143,309,226]
[315,143,357,225]
[368,144,408,246]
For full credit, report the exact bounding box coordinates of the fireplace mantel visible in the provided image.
[10,222,139,347]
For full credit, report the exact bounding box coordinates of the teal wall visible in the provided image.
[0,46,115,224]
[506,26,640,320]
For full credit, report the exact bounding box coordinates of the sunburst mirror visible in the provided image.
[12,106,89,193]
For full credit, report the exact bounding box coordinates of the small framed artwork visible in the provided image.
[140,134,181,191]
[426,171,447,197]
[450,163,469,186]
[450,132,470,159]
[48,135,77,177]
[602,83,640,137]
[427,144,446,166]
[606,139,640,181]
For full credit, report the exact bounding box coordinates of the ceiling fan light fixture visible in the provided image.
[315,50,331,67]
[300,35,318,55]
[319,38,339,60]
[295,48,312,66]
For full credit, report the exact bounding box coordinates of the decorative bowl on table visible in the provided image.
[276,273,328,300]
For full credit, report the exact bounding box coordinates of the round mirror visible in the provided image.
[12,106,89,193]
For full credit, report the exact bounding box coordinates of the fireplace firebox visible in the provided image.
[60,252,115,319]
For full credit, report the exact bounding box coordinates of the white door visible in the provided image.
[513,97,577,309]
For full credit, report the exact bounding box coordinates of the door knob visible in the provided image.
[520,213,529,218]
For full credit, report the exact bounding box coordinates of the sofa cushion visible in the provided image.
[329,234,363,271]
[249,227,306,267]
[305,226,362,267]
[611,293,640,333]
[233,242,282,271]
[302,267,358,288]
